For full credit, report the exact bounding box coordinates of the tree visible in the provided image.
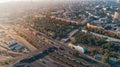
[102,52,110,63]
[117,59,120,64]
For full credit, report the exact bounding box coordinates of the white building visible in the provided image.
[68,43,87,53]
[81,30,88,33]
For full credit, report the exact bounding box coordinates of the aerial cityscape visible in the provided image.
[0,0,119,67]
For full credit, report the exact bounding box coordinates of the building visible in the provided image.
[117,0,120,3]
[81,30,88,33]
[113,12,119,19]
[87,23,97,28]
[68,43,87,53]
[75,45,87,53]
[7,40,25,52]
[94,54,117,65]
[94,54,102,61]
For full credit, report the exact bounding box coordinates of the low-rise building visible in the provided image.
[68,43,87,53]
[7,40,26,52]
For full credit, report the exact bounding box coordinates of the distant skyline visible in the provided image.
[0,0,119,3]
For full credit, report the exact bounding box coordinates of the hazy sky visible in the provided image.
[0,0,57,2]
[0,0,77,3]
[0,0,117,3]
[0,0,39,3]
[0,0,63,3]
[0,0,10,3]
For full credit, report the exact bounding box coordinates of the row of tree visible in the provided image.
[72,31,107,46]
[86,26,120,39]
